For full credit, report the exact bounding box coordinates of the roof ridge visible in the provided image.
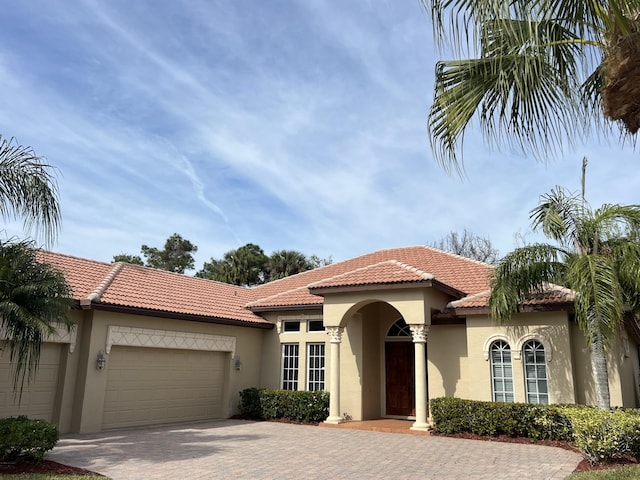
[245,283,312,308]
[420,245,496,268]
[391,260,435,281]
[87,262,126,301]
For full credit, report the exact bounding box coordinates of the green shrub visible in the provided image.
[564,408,640,465]
[238,388,329,423]
[0,416,59,462]
[238,387,262,419]
[430,397,573,441]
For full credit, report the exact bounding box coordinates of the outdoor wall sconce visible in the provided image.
[234,355,242,371]
[97,351,107,370]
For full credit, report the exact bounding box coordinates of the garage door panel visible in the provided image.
[0,343,61,421]
[103,347,225,429]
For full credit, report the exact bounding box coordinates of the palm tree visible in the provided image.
[489,165,640,409]
[0,135,61,246]
[423,0,640,173]
[0,239,73,398]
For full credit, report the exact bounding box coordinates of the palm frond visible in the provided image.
[0,136,61,247]
[566,254,624,347]
[428,14,586,172]
[0,239,73,399]
[489,243,567,322]
[529,186,584,247]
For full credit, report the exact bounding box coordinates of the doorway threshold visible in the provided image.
[319,419,430,436]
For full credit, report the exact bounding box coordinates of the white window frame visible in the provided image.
[281,343,299,390]
[306,343,325,391]
[490,340,515,402]
[523,340,549,404]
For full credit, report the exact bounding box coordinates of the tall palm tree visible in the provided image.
[489,166,640,409]
[0,239,73,398]
[423,0,640,173]
[0,135,61,246]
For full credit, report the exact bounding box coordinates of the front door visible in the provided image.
[385,342,415,416]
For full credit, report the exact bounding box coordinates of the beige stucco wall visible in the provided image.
[571,322,640,408]
[427,324,468,400]
[462,311,576,404]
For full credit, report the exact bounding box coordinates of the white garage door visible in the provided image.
[0,342,61,421]
[103,347,226,430]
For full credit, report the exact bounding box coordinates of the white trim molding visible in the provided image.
[482,334,511,361]
[105,326,236,355]
[514,333,552,362]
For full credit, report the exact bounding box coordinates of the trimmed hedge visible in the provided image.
[430,397,573,441]
[0,416,59,462]
[239,388,329,424]
[430,397,640,465]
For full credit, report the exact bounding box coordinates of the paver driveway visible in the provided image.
[49,419,582,480]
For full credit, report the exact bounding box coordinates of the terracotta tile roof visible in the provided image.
[448,284,575,310]
[39,252,270,327]
[247,246,493,309]
[308,261,435,290]
[38,246,574,324]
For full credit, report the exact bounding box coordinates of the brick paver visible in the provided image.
[49,420,582,480]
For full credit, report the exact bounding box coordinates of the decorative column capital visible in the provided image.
[326,326,344,343]
[409,324,429,343]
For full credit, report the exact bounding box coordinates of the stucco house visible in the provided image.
[1,245,639,433]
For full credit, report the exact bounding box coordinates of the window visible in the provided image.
[306,343,325,391]
[387,318,411,337]
[308,320,325,332]
[523,340,549,404]
[283,321,300,332]
[281,343,299,390]
[490,340,514,402]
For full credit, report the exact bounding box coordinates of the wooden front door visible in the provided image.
[385,342,415,416]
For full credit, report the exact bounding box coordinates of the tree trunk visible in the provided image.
[590,327,611,410]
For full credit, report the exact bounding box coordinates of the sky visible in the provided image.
[0,0,638,272]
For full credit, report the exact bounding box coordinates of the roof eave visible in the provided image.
[309,280,434,296]
[449,301,575,317]
[82,301,275,329]
[247,303,323,313]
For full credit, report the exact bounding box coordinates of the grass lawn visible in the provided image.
[565,465,640,479]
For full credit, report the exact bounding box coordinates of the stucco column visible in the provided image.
[324,326,344,424]
[409,324,429,431]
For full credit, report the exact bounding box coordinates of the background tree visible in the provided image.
[0,239,73,398]
[489,164,640,409]
[0,135,61,246]
[113,233,197,273]
[197,243,268,286]
[424,0,640,173]
[112,253,143,265]
[432,229,499,264]
[197,245,333,285]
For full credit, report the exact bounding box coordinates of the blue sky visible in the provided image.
[0,1,638,271]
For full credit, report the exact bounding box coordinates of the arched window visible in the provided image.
[387,318,411,337]
[490,340,514,402]
[523,340,549,404]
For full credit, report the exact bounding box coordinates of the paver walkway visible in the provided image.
[49,419,582,480]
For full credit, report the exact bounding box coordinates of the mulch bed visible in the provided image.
[433,432,640,473]
[0,460,103,476]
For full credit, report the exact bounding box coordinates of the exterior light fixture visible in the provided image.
[97,351,107,370]
[234,355,242,371]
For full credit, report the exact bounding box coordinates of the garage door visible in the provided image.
[103,347,225,429]
[0,342,61,421]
